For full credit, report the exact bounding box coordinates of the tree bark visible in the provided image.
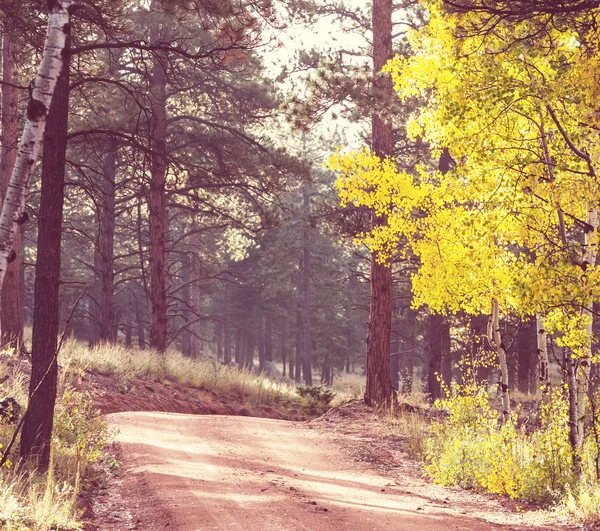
[515,318,536,394]
[0,1,71,297]
[135,289,146,349]
[390,326,400,392]
[0,29,22,349]
[223,284,232,364]
[428,313,443,401]
[93,138,116,343]
[365,0,395,407]
[148,17,168,352]
[441,317,452,391]
[302,188,313,386]
[295,307,302,383]
[487,299,511,422]
[537,313,550,402]
[402,308,416,394]
[19,46,70,470]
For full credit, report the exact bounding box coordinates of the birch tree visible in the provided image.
[0,0,72,292]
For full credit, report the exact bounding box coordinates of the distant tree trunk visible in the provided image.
[281,327,286,377]
[441,317,452,391]
[265,313,273,363]
[428,313,443,401]
[365,0,395,407]
[390,326,400,392]
[295,307,302,383]
[135,290,146,349]
[223,285,232,364]
[487,299,511,423]
[464,314,489,384]
[235,323,243,365]
[402,309,416,394]
[537,314,550,402]
[180,254,192,357]
[125,290,133,347]
[93,138,116,343]
[0,30,22,349]
[302,189,313,386]
[258,315,265,372]
[19,49,70,470]
[148,26,168,352]
[321,354,333,386]
[244,328,254,370]
[515,318,536,394]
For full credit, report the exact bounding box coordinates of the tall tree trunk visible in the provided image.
[258,315,265,372]
[516,318,536,394]
[468,314,489,385]
[93,138,116,343]
[295,307,302,383]
[365,0,395,407]
[402,308,416,394]
[19,48,70,470]
[265,313,273,363]
[180,254,192,356]
[577,207,598,448]
[223,283,231,364]
[390,326,400,392]
[487,299,511,423]
[135,289,146,349]
[0,1,72,292]
[148,20,168,352]
[302,189,313,386]
[0,30,22,349]
[234,323,243,365]
[441,317,452,391]
[428,313,443,401]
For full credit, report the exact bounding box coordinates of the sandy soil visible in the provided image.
[87,409,580,531]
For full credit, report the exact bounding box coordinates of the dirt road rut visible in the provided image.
[93,412,573,531]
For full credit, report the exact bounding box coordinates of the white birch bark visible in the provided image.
[487,298,511,422]
[577,206,598,449]
[0,1,72,289]
[536,313,550,404]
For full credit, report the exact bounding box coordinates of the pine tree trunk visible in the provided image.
[148,28,168,352]
[487,299,511,422]
[428,313,443,401]
[365,0,395,407]
[402,308,416,394]
[516,318,536,394]
[258,315,265,372]
[94,138,116,343]
[223,283,231,364]
[295,307,302,383]
[390,326,400,391]
[302,188,313,386]
[0,30,22,349]
[19,47,70,470]
[265,313,273,363]
[135,291,146,349]
[441,317,452,391]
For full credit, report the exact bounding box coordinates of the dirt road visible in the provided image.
[93,412,574,531]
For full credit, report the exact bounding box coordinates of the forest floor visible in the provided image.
[83,398,582,531]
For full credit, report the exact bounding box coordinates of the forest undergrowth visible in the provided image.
[389,382,600,527]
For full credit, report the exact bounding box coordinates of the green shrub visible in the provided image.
[425,387,575,503]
